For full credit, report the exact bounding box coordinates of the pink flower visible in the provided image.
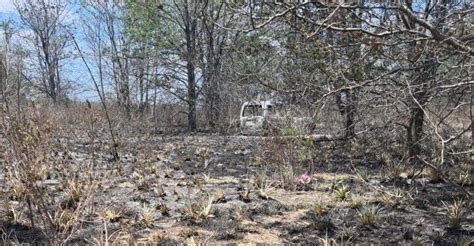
[298,173,311,185]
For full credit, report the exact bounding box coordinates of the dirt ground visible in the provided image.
[1,132,473,245]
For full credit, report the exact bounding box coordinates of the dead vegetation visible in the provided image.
[0,104,471,245]
[0,0,472,244]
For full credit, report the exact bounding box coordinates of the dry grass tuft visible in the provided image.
[442,199,465,230]
[358,206,379,227]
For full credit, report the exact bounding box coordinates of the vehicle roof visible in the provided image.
[243,100,278,107]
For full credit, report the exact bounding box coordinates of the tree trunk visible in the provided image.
[337,89,355,139]
[407,105,424,162]
[345,101,355,139]
[471,84,473,164]
[203,68,220,130]
[46,58,56,103]
[184,0,197,131]
[208,88,219,129]
[187,61,197,131]
[138,60,145,113]
[0,61,5,105]
[121,61,131,118]
[405,54,437,164]
[205,28,218,130]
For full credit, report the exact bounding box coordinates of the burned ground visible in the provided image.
[1,127,471,245]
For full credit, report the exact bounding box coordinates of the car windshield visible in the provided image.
[243,104,262,117]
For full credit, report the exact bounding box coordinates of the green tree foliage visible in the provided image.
[125,0,163,44]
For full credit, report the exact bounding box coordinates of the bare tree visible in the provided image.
[80,0,135,117]
[199,1,231,130]
[0,21,13,106]
[148,0,206,131]
[14,0,71,103]
[224,1,472,180]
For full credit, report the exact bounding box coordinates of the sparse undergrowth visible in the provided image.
[0,106,472,244]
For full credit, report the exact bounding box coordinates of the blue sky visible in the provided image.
[0,0,19,22]
[0,0,103,101]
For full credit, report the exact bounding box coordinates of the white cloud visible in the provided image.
[0,0,15,13]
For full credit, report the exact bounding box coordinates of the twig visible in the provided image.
[69,31,120,161]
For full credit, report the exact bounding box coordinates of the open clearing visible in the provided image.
[2,131,471,245]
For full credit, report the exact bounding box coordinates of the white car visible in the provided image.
[239,100,314,135]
